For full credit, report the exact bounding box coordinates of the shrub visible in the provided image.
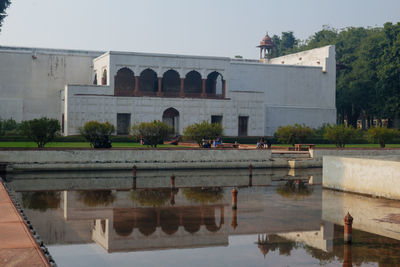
[366,127,400,148]
[323,124,358,148]
[183,121,223,147]
[20,117,60,148]
[131,120,173,148]
[80,121,115,148]
[274,124,313,146]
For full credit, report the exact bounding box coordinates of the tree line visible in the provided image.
[270,22,400,128]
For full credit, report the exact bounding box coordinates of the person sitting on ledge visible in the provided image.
[213,135,222,147]
[202,138,211,148]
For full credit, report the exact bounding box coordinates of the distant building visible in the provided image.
[0,34,336,136]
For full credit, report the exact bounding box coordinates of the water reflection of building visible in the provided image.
[93,205,226,252]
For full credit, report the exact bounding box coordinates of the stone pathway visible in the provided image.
[0,182,50,267]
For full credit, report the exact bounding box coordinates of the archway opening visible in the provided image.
[162,70,180,94]
[184,70,202,94]
[160,210,179,235]
[206,71,223,95]
[113,209,134,237]
[115,67,135,96]
[139,68,158,94]
[101,69,107,85]
[162,107,180,134]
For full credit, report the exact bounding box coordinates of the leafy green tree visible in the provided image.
[0,0,11,33]
[80,121,115,148]
[77,190,115,207]
[183,121,223,147]
[274,124,313,146]
[0,118,20,135]
[21,191,61,212]
[366,127,400,148]
[131,120,172,148]
[20,117,60,148]
[323,124,358,148]
[131,189,171,207]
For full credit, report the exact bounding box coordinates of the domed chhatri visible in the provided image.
[257,32,274,59]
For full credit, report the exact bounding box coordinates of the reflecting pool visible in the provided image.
[5,168,400,266]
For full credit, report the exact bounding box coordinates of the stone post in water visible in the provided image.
[231,188,238,209]
[344,212,353,243]
[170,175,175,188]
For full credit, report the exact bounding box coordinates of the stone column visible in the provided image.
[201,79,206,98]
[222,80,226,98]
[134,76,139,96]
[157,77,162,96]
[180,78,184,97]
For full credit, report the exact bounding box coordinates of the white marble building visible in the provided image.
[0,38,336,136]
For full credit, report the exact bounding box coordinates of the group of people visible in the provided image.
[256,137,271,149]
[202,135,222,148]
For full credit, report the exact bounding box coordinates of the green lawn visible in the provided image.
[0,142,184,148]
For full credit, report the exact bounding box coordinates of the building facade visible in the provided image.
[0,42,336,136]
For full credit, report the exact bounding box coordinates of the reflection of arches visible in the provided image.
[101,69,107,85]
[113,209,135,237]
[139,68,158,93]
[182,207,202,233]
[162,107,179,134]
[184,70,202,94]
[206,71,223,95]
[137,209,157,236]
[101,219,106,235]
[115,67,135,96]
[204,206,224,232]
[162,70,180,93]
[160,210,179,235]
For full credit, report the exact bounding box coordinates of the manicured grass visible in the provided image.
[0,142,184,148]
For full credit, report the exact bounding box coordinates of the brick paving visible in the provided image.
[0,182,50,267]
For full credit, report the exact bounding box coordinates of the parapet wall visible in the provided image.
[0,149,273,172]
[323,156,400,199]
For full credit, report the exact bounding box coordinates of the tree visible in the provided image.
[80,121,115,148]
[0,118,19,136]
[323,124,358,148]
[183,121,223,147]
[20,117,60,148]
[0,0,11,33]
[131,120,172,148]
[274,124,313,146]
[366,127,400,148]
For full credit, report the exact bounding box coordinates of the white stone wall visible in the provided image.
[230,45,336,135]
[64,85,264,136]
[0,46,101,121]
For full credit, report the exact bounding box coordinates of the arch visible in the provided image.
[182,207,202,234]
[184,70,202,94]
[162,69,180,93]
[162,107,180,134]
[101,69,107,85]
[160,209,179,235]
[113,209,135,237]
[206,71,223,95]
[139,68,158,93]
[115,67,135,95]
[136,209,157,236]
[204,206,224,232]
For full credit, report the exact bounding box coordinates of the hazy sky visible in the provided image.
[0,0,399,59]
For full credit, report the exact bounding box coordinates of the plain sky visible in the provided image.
[0,0,399,59]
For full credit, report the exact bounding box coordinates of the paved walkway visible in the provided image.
[0,182,50,267]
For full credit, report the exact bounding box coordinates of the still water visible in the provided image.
[5,168,400,266]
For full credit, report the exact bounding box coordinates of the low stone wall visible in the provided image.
[310,148,400,164]
[0,149,273,172]
[323,156,400,199]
